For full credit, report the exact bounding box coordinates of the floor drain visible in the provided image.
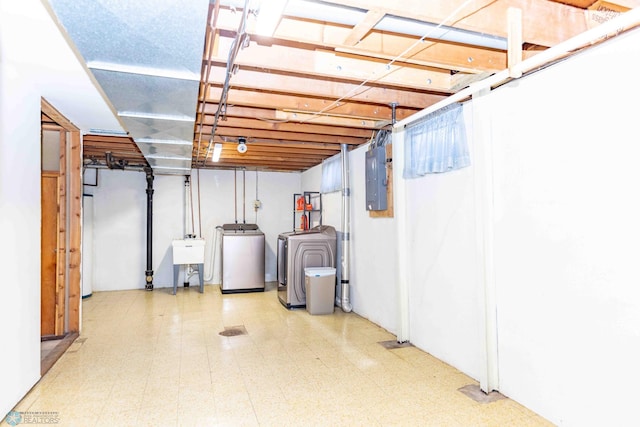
[458,384,506,404]
[219,325,247,337]
[378,340,413,350]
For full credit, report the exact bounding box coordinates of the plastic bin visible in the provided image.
[304,267,336,315]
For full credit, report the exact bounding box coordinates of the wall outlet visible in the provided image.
[253,200,262,210]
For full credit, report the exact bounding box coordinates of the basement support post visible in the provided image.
[472,88,500,393]
[145,167,154,290]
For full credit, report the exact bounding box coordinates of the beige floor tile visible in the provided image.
[6,285,553,427]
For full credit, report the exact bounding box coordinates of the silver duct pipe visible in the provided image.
[339,143,353,312]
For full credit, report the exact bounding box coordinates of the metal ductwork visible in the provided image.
[47,0,209,175]
[339,143,352,312]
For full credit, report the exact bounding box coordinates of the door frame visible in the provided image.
[41,98,82,337]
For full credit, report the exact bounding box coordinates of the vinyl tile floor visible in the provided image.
[5,283,554,427]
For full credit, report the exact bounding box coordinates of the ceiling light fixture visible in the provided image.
[237,137,248,154]
[255,0,289,37]
[212,143,223,162]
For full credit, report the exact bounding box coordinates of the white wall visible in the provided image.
[403,107,483,379]
[301,147,399,333]
[487,29,640,426]
[0,0,115,417]
[0,52,42,421]
[303,27,640,426]
[91,170,148,290]
[91,168,300,291]
[197,169,301,284]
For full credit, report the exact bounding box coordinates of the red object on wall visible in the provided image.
[296,196,304,211]
[300,214,308,231]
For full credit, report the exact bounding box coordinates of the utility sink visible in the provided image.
[172,239,205,265]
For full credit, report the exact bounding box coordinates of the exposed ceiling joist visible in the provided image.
[42,0,637,173]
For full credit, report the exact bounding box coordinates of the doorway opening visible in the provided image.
[40,99,82,375]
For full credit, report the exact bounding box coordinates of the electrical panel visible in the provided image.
[365,145,387,211]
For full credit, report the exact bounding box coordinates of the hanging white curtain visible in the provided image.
[403,103,470,178]
[320,152,342,193]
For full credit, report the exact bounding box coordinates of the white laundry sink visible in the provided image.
[172,239,205,264]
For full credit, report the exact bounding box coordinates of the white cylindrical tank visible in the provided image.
[82,194,94,298]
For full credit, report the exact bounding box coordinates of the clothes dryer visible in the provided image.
[277,225,336,308]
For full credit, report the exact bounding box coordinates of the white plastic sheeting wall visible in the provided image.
[304,28,640,426]
[403,109,483,380]
[488,30,640,426]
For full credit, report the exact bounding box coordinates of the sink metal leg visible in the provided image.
[173,265,179,295]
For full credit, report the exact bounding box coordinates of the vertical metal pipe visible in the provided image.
[340,144,352,312]
[144,167,154,290]
[184,175,191,237]
[234,169,238,223]
[243,168,246,224]
[390,102,398,125]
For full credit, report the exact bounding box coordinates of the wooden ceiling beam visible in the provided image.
[196,125,366,145]
[194,141,338,152]
[216,8,507,73]
[317,0,588,47]
[234,148,338,158]
[205,157,318,167]
[203,136,346,151]
[343,8,386,46]
[193,153,333,167]
[82,139,138,147]
[218,149,335,159]
[198,109,385,132]
[212,36,453,92]
[212,151,327,163]
[203,87,420,121]
[196,104,399,129]
[198,115,373,138]
[83,135,134,143]
[41,98,79,132]
[205,64,444,109]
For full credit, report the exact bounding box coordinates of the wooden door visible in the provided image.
[41,173,59,337]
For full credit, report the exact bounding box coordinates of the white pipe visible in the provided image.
[204,226,223,282]
[393,128,410,343]
[394,8,640,130]
[339,143,352,312]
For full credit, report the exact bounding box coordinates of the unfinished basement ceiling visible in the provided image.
[47,0,208,175]
[47,0,639,173]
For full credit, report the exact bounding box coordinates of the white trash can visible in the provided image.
[304,267,336,315]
